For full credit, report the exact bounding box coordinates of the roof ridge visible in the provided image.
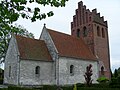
[47,28,97,61]
[15,35,44,42]
[47,28,84,40]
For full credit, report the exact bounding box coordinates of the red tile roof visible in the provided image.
[15,35,52,61]
[47,29,97,61]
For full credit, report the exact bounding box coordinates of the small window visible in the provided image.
[77,29,80,37]
[70,65,74,76]
[83,27,87,37]
[97,26,100,36]
[89,16,91,21]
[101,66,104,76]
[35,66,40,75]
[9,66,11,77]
[102,28,105,38]
[86,12,88,23]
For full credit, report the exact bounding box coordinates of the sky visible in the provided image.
[15,0,120,72]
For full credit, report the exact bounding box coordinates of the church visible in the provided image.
[4,1,111,85]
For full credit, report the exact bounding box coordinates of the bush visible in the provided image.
[42,85,57,90]
[77,87,120,90]
[0,88,7,90]
[76,83,85,87]
[109,76,120,88]
[62,85,73,90]
[8,86,36,90]
[0,78,3,84]
[97,77,109,83]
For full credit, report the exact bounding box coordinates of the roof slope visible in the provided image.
[47,29,97,61]
[15,35,52,61]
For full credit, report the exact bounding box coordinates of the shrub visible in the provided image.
[0,78,3,84]
[76,83,85,87]
[8,86,35,90]
[77,87,120,90]
[42,85,57,90]
[109,76,120,88]
[97,77,109,83]
[61,85,73,90]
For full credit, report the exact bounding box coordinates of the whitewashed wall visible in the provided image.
[58,57,99,85]
[19,60,55,85]
[4,36,19,85]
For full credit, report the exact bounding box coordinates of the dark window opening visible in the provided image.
[86,12,88,23]
[70,65,74,75]
[102,28,105,38]
[97,26,100,36]
[35,66,40,75]
[77,29,80,37]
[9,66,11,77]
[101,66,104,76]
[89,16,91,21]
[83,27,87,37]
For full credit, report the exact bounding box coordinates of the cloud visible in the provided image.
[111,58,120,72]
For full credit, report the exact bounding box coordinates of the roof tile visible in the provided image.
[15,35,52,61]
[47,29,97,61]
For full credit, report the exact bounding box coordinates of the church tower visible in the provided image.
[71,1,111,79]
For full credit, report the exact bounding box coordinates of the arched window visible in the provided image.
[83,27,87,37]
[89,16,91,21]
[86,12,88,23]
[77,29,80,37]
[102,28,105,38]
[35,66,40,75]
[97,26,100,36]
[9,66,11,77]
[101,66,104,76]
[70,65,74,75]
[82,8,85,24]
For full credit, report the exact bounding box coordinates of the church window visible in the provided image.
[82,8,85,24]
[97,26,100,36]
[70,65,74,76]
[9,66,11,77]
[86,12,88,23]
[102,28,105,38]
[35,66,40,75]
[101,66,104,76]
[83,26,87,37]
[77,29,80,37]
[89,16,91,21]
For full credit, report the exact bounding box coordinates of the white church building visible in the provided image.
[4,25,99,85]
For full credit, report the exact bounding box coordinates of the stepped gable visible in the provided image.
[71,1,107,29]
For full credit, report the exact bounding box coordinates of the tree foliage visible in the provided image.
[0,0,68,24]
[84,64,93,86]
[114,69,118,78]
[0,24,34,63]
[0,0,68,63]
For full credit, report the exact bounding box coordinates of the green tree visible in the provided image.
[0,24,34,63]
[117,67,120,76]
[0,0,68,63]
[0,0,68,34]
[114,69,118,78]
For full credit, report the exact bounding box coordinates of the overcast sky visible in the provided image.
[15,0,120,72]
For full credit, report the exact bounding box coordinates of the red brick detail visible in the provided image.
[71,1,111,79]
